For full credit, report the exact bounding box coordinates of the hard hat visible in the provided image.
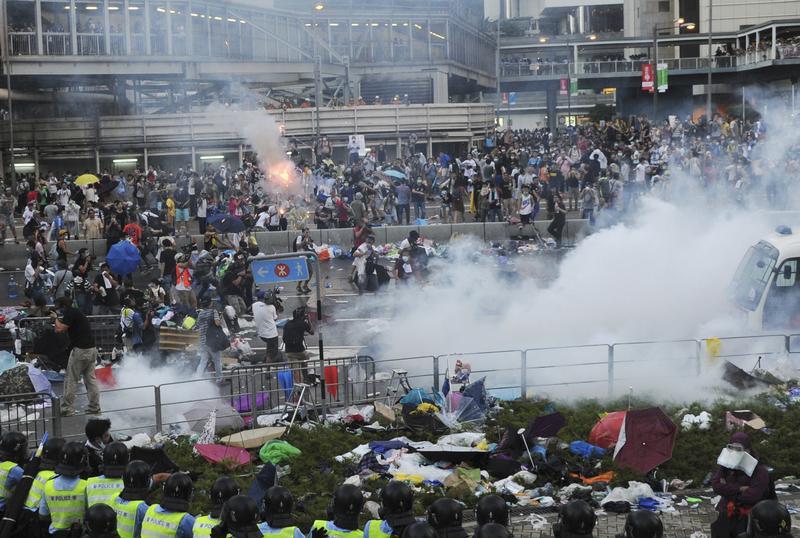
[427,498,466,538]
[56,441,88,476]
[101,441,129,478]
[263,486,294,528]
[476,494,509,527]
[85,503,117,538]
[210,476,241,518]
[120,460,151,500]
[161,472,194,512]
[380,480,415,530]
[221,494,260,532]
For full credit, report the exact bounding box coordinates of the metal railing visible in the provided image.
[500,55,747,78]
[77,33,105,55]
[2,331,796,442]
[8,33,36,56]
[17,315,120,360]
[43,33,71,55]
[0,104,495,149]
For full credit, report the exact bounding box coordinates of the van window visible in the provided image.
[763,257,800,330]
[728,241,778,311]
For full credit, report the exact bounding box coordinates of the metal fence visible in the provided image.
[1,332,798,442]
[501,55,744,78]
[17,315,120,360]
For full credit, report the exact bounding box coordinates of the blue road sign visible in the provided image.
[252,257,310,285]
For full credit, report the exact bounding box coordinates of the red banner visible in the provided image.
[559,78,568,96]
[641,63,654,93]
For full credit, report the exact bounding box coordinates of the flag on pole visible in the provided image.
[641,63,654,92]
[570,78,578,96]
[657,63,668,93]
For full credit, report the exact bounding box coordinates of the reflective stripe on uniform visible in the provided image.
[141,504,186,537]
[366,520,391,538]
[24,469,55,511]
[0,460,18,501]
[312,520,364,538]
[112,495,146,538]
[86,476,124,507]
[43,478,87,530]
[192,514,220,537]
[258,522,300,536]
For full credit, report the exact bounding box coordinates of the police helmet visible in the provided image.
[161,472,194,512]
[101,441,129,478]
[624,511,663,538]
[56,441,87,476]
[41,437,66,470]
[748,500,793,537]
[0,431,28,463]
[427,498,466,538]
[263,486,294,528]
[221,494,260,532]
[475,523,512,538]
[120,460,151,501]
[380,480,416,530]
[553,500,596,538]
[402,522,439,538]
[85,503,117,537]
[476,494,509,527]
[210,476,241,518]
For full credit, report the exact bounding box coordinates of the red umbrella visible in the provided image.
[589,411,627,449]
[613,408,677,474]
[195,444,251,470]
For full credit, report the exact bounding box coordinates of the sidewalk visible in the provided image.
[501,491,800,538]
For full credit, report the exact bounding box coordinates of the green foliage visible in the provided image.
[157,396,800,532]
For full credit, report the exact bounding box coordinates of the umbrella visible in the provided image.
[140,211,160,225]
[613,408,677,474]
[106,240,141,276]
[435,394,486,429]
[195,444,251,470]
[207,213,246,234]
[74,173,99,186]
[182,400,244,433]
[383,169,406,180]
[588,411,627,449]
[0,433,46,538]
[524,412,566,441]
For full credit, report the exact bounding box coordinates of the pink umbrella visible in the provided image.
[195,444,252,470]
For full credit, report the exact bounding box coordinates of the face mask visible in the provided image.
[402,256,410,262]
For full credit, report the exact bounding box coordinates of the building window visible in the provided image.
[658,1,670,12]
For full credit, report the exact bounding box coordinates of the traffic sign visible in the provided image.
[252,257,310,284]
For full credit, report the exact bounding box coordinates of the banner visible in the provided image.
[656,63,668,93]
[559,79,568,96]
[501,92,508,105]
[570,78,578,96]
[509,92,517,105]
[641,63,654,92]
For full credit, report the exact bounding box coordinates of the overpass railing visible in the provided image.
[3,332,797,441]
[501,56,747,78]
[0,104,495,150]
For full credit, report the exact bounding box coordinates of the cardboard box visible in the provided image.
[220,427,285,449]
[725,410,766,431]
[374,402,396,423]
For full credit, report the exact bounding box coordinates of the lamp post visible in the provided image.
[652,19,695,121]
[313,2,324,143]
[706,0,713,122]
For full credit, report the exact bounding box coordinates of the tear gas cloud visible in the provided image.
[351,100,800,402]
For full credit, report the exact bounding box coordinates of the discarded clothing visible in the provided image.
[259,440,301,465]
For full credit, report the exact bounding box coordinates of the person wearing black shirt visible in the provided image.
[159,239,177,287]
[282,307,314,382]
[54,296,100,416]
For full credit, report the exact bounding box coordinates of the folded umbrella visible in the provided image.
[106,240,142,276]
[207,213,246,234]
[613,408,677,474]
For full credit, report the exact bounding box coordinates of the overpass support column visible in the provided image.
[191,146,196,171]
[95,149,100,174]
[33,148,39,179]
[143,147,149,171]
[546,86,558,133]
[431,71,448,104]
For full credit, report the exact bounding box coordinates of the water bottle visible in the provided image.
[7,275,18,300]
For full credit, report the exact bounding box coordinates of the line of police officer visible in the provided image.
[0,431,793,538]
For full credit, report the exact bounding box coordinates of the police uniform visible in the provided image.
[192,514,221,537]
[140,503,195,538]
[363,520,393,538]
[40,475,87,535]
[24,468,55,512]
[0,459,23,511]
[110,495,148,538]
[309,520,364,538]
[259,521,304,537]
[85,475,124,507]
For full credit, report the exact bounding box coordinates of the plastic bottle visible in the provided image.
[7,275,18,300]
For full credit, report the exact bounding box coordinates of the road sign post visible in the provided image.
[250,253,325,417]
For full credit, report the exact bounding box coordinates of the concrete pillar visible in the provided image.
[144,0,151,55]
[191,146,196,171]
[35,0,43,55]
[95,148,101,173]
[70,0,77,54]
[143,147,149,170]
[33,148,39,179]
[431,70,448,104]
[238,144,244,167]
[427,136,433,159]
[546,86,558,133]
[103,0,111,54]
[772,26,777,59]
[124,0,131,54]
[396,136,402,159]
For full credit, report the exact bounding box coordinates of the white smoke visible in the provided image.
[350,100,800,402]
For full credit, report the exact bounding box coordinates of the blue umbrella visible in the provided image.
[207,213,246,233]
[106,240,142,276]
[383,169,406,180]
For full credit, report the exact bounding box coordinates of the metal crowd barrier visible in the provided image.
[17,315,120,359]
[0,332,798,442]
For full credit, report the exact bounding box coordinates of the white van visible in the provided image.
[729,226,800,331]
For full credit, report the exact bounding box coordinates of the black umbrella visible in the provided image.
[207,213,246,234]
[98,179,120,195]
[0,433,47,538]
[523,412,566,442]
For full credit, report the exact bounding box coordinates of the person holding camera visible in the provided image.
[93,263,120,315]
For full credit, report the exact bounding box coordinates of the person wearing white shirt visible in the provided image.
[23,203,36,225]
[57,185,71,207]
[252,291,280,363]
[196,195,208,233]
[590,148,608,170]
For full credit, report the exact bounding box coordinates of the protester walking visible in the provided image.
[54,296,101,416]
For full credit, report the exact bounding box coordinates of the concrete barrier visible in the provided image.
[387,225,419,244]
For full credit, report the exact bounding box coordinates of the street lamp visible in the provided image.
[652,19,695,120]
[314,2,325,11]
